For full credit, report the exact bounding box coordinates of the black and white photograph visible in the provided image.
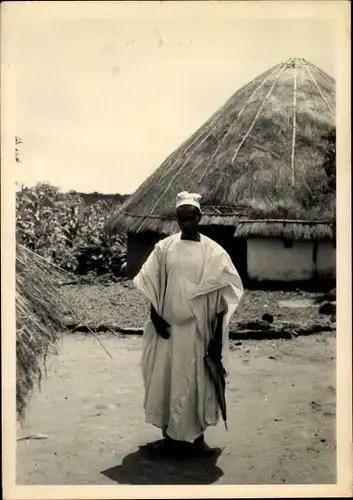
[1,1,351,498]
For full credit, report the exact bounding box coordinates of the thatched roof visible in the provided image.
[106,57,335,240]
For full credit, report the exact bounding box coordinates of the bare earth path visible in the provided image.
[17,331,336,485]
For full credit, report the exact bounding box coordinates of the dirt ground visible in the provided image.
[60,281,333,329]
[17,327,336,485]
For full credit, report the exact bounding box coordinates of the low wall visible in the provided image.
[126,231,164,278]
[248,238,313,281]
[317,241,336,278]
[126,231,336,284]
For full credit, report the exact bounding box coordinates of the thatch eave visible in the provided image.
[234,220,334,241]
[105,206,334,241]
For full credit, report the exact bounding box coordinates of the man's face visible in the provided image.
[176,205,201,234]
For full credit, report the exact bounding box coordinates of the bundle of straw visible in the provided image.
[16,244,69,420]
[16,243,112,420]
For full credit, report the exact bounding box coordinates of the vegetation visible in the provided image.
[16,182,127,419]
[321,127,336,194]
[16,182,127,277]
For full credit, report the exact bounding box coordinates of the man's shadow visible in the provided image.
[101,442,224,485]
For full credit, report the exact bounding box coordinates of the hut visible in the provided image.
[106,57,336,286]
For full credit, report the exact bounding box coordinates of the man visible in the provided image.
[133,191,244,457]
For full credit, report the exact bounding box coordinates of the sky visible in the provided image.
[4,2,340,194]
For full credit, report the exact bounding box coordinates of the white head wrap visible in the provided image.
[176,191,202,211]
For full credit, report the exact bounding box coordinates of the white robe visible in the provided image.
[133,232,244,442]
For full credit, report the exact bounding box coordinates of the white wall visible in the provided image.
[247,237,314,281]
[317,241,336,278]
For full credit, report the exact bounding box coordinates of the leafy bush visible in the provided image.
[321,127,336,193]
[16,182,126,275]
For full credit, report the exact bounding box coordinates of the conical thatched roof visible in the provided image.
[107,57,335,240]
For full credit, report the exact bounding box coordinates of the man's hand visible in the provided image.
[150,305,170,339]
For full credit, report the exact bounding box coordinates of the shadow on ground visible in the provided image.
[101,443,224,485]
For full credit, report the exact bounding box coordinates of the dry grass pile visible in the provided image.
[106,57,335,239]
[16,244,69,420]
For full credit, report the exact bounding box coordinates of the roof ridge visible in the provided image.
[196,63,282,185]
[299,58,334,114]
[230,62,288,165]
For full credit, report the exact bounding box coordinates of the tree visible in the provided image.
[322,128,336,193]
